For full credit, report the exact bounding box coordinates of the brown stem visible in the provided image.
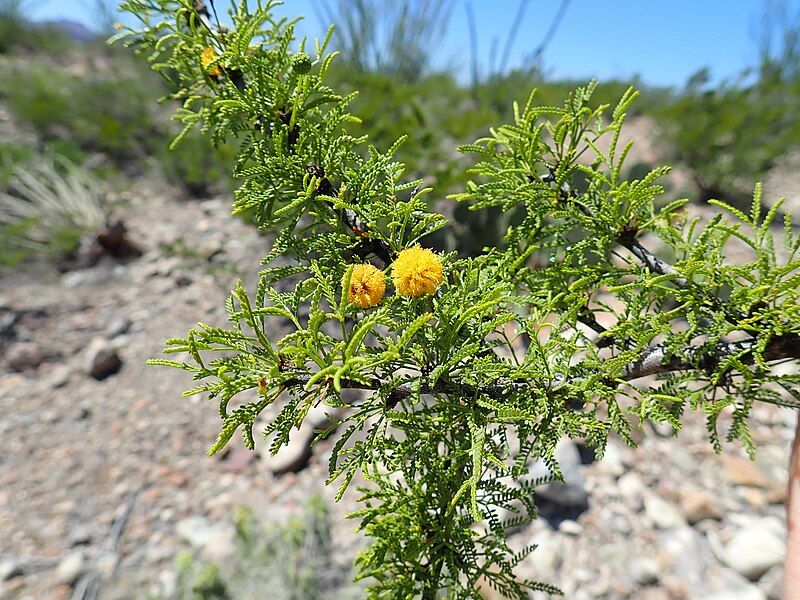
[784,413,800,599]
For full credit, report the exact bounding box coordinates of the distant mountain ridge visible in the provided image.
[33,19,99,43]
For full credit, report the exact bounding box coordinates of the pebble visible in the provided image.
[94,551,118,578]
[48,364,71,388]
[722,455,770,488]
[645,494,685,529]
[558,519,582,535]
[85,338,122,380]
[699,570,767,600]
[723,520,785,581]
[0,310,17,338]
[681,490,723,524]
[608,513,632,535]
[6,342,44,371]
[175,516,235,563]
[649,421,676,437]
[660,526,709,591]
[105,316,132,338]
[760,565,783,600]
[54,550,86,586]
[523,529,562,577]
[69,523,96,546]
[627,556,660,586]
[617,472,645,507]
[597,442,626,478]
[262,424,314,475]
[0,560,21,582]
[527,440,589,509]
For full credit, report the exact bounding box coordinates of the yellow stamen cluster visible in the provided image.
[200,45,221,77]
[391,246,443,298]
[344,264,386,308]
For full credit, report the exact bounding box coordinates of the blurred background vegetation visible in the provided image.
[0,0,798,263]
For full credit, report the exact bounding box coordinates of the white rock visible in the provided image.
[627,556,660,586]
[597,442,625,478]
[54,550,86,585]
[558,519,582,536]
[525,530,562,576]
[723,522,785,581]
[698,587,765,600]
[263,424,314,475]
[759,565,783,600]
[94,551,118,578]
[0,560,21,582]
[660,526,709,592]
[618,472,645,505]
[698,570,766,600]
[645,494,686,529]
[175,516,235,563]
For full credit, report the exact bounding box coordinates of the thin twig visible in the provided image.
[281,332,800,406]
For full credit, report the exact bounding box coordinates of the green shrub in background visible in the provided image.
[159,131,235,197]
[0,60,164,163]
[656,3,800,206]
[318,0,452,83]
[164,497,361,600]
[0,157,105,269]
[657,67,800,206]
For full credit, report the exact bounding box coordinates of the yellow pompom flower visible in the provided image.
[344,264,386,308]
[200,45,221,77]
[391,245,443,298]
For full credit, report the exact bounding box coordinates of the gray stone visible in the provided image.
[157,569,178,598]
[0,310,17,338]
[0,560,21,581]
[759,565,782,600]
[645,494,685,529]
[263,424,314,475]
[660,526,709,592]
[526,530,562,575]
[85,338,122,380]
[627,556,659,586]
[723,521,785,581]
[608,513,633,535]
[649,421,675,437]
[105,316,132,338]
[48,364,71,388]
[558,519,582,536]
[597,442,625,478]
[94,551,119,578]
[175,516,235,563]
[526,441,588,508]
[175,515,214,548]
[69,523,96,546]
[698,570,766,600]
[617,472,645,507]
[306,403,345,429]
[54,550,86,585]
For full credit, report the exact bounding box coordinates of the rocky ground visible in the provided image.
[1,131,799,599]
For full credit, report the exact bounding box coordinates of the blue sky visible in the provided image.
[28,1,800,87]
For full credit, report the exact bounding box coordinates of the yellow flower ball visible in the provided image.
[391,245,443,298]
[200,45,221,77]
[344,263,386,308]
